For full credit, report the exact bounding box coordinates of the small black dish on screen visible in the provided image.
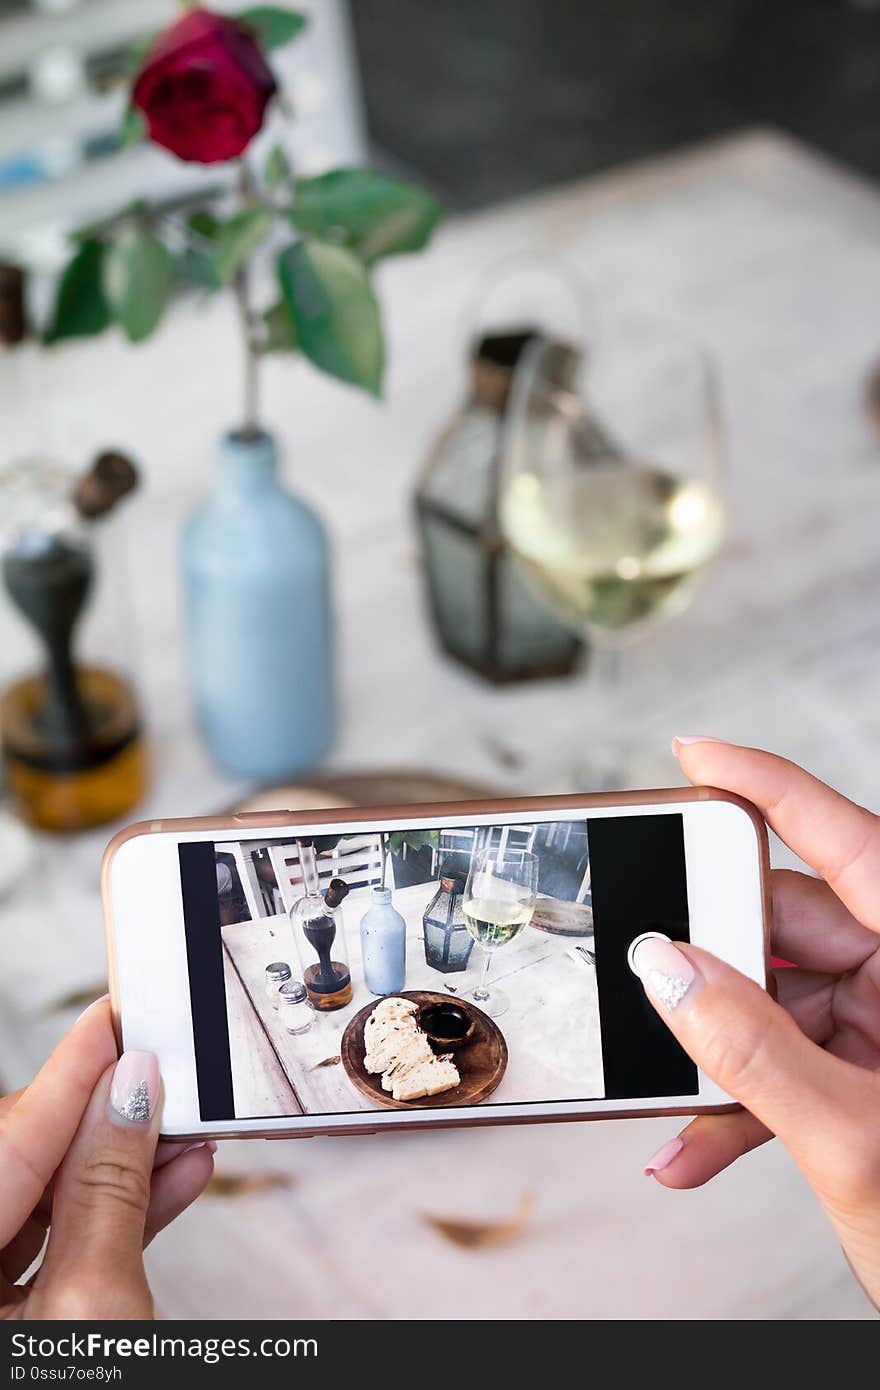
[418,1000,476,1052]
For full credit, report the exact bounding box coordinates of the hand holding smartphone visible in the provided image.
[102,788,769,1141]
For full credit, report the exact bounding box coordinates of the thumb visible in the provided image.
[630,937,877,1193]
[38,1051,161,1319]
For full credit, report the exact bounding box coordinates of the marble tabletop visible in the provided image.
[1,128,879,1318]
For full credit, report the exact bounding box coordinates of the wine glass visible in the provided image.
[462,845,538,1018]
[499,317,726,789]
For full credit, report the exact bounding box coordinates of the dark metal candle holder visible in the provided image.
[414,328,584,684]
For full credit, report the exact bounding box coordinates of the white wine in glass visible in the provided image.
[462,891,534,948]
[463,846,538,1018]
[500,322,726,787]
[501,463,724,634]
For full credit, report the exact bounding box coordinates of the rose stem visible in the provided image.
[233,158,261,440]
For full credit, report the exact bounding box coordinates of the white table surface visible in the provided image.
[222,881,603,1115]
[1,128,879,1318]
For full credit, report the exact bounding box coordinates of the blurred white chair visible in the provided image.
[0,0,366,267]
[332,833,384,891]
[265,834,383,913]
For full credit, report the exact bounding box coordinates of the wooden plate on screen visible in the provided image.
[340,991,507,1109]
[529,896,594,938]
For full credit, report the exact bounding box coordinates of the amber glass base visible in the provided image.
[1,666,149,832]
[304,962,353,1011]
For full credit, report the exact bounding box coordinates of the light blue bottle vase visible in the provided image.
[182,430,334,780]
[360,886,407,995]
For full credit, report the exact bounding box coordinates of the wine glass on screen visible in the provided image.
[499,318,725,789]
[462,845,538,1019]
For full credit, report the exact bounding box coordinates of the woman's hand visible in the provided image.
[634,738,880,1309]
[1,998,214,1319]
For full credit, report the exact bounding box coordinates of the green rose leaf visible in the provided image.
[236,6,307,49]
[44,239,111,345]
[103,223,172,343]
[212,207,276,284]
[124,32,157,78]
[176,247,222,291]
[71,198,146,246]
[278,239,384,396]
[178,211,223,290]
[120,105,145,148]
[187,210,222,241]
[264,144,292,189]
[262,299,299,352]
[291,169,442,263]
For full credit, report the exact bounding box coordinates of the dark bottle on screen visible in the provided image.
[290,840,353,1011]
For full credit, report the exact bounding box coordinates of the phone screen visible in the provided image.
[176,812,698,1122]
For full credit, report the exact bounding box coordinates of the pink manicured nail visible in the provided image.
[182,1140,217,1156]
[644,1135,685,1176]
[109,1051,159,1126]
[671,735,725,757]
[631,937,699,1011]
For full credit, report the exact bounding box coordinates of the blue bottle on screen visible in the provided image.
[360,886,407,994]
[182,430,335,779]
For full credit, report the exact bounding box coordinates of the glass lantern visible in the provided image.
[422,864,474,973]
[289,839,353,1011]
[414,328,585,682]
[0,454,148,832]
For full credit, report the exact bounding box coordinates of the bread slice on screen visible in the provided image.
[361,996,461,1102]
[364,1017,420,1075]
[380,1031,434,1088]
[364,998,417,1061]
[391,1055,460,1102]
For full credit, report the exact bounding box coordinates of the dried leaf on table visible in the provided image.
[42,982,108,1015]
[206,1171,295,1198]
[311,1055,341,1069]
[481,735,524,770]
[420,1191,534,1249]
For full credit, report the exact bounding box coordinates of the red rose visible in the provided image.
[133,9,277,164]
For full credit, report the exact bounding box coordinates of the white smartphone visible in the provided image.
[102,788,770,1141]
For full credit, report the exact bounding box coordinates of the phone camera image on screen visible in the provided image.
[177,813,698,1122]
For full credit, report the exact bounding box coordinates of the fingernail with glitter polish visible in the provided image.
[644,1135,685,1176]
[671,735,725,757]
[631,937,699,1011]
[109,1051,159,1126]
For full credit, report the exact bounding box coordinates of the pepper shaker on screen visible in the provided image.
[278,980,314,1034]
[264,961,292,1007]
